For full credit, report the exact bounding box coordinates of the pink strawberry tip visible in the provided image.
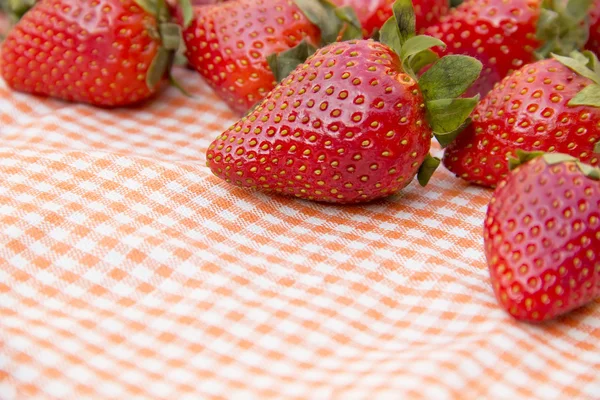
[508,150,600,180]
[134,0,191,91]
[535,0,595,60]
[378,0,483,185]
[266,0,363,85]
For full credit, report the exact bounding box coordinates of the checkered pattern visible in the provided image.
[1,62,599,399]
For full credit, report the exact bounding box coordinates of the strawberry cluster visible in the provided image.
[0,0,598,322]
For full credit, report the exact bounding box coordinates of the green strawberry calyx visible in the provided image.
[535,0,595,59]
[267,0,363,83]
[1,0,35,20]
[136,0,193,91]
[552,51,600,155]
[552,51,600,107]
[509,150,600,180]
[379,0,483,186]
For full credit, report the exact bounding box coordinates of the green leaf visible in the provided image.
[576,162,600,180]
[542,152,577,165]
[569,50,590,64]
[535,0,593,59]
[417,154,441,186]
[294,0,336,44]
[392,0,416,47]
[399,35,446,64]
[450,0,464,6]
[169,75,192,97]
[408,49,439,75]
[159,23,182,50]
[594,141,600,154]
[335,6,363,41]
[552,53,600,84]
[569,84,600,107]
[7,0,35,18]
[419,55,482,101]
[379,16,403,55]
[134,0,157,15]
[178,0,194,28]
[146,47,170,90]
[566,0,593,21]
[267,40,316,83]
[582,50,600,75]
[508,150,545,170]
[434,118,472,148]
[427,96,479,144]
[400,35,446,78]
[371,28,380,41]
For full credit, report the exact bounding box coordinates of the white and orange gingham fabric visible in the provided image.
[1,48,600,399]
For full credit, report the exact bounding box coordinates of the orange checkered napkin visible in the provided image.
[0,65,599,400]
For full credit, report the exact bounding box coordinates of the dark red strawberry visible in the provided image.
[443,52,600,187]
[586,0,600,54]
[484,151,600,322]
[205,0,482,203]
[1,0,183,107]
[332,0,449,36]
[425,0,593,98]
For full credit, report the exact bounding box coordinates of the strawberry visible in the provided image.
[484,151,600,322]
[332,0,449,36]
[183,0,324,114]
[424,0,593,98]
[443,52,600,187]
[586,0,600,54]
[205,0,482,203]
[187,0,449,37]
[1,0,185,107]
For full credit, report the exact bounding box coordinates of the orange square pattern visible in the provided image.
[0,66,599,399]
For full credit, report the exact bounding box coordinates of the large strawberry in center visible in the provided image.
[206,0,482,203]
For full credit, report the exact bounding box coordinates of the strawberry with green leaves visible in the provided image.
[443,51,600,187]
[332,0,449,37]
[484,151,600,322]
[425,0,593,98]
[1,0,188,107]
[183,0,364,114]
[205,0,482,204]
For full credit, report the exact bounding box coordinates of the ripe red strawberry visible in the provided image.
[183,0,324,114]
[332,0,449,36]
[425,0,593,97]
[205,1,482,203]
[443,53,600,187]
[1,0,183,107]
[484,152,600,322]
[586,0,600,54]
